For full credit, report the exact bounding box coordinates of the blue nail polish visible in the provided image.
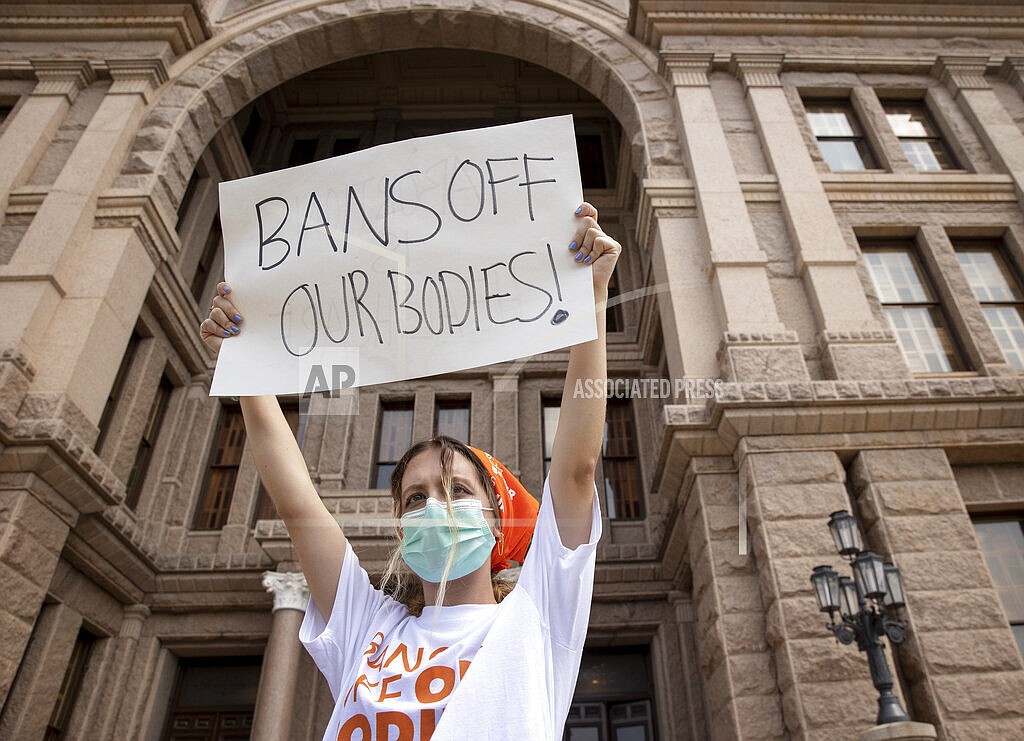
[575,251,583,261]
[222,329,230,336]
[569,241,577,251]
[575,206,582,215]
[221,285,230,293]
[233,314,242,323]
[584,255,592,264]
[230,325,239,333]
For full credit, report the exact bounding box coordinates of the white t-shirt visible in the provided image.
[300,478,601,740]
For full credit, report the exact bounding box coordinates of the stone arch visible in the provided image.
[117,0,681,214]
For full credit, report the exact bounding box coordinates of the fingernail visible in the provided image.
[569,241,577,251]
[575,206,582,215]
[230,325,239,333]
[222,329,231,336]
[575,251,583,261]
[233,314,242,323]
[221,285,230,293]
[584,255,592,264]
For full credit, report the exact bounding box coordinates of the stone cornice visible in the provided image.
[29,59,95,102]
[95,191,179,264]
[0,3,209,57]
[107,58,170,102]
[632,2,1024,48]
[823,173,1017,203]
[933,55,992,92]
[730,53,784,90]
[654,375,1024,498]
[658,52,713,87]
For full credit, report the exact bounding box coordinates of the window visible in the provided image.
[972,517,1024,656]
[288,137,319,167]
[606,270,624,334]
[434,398,470,442]
[954,241,1024,371]
[161,657,261,741]
[542,399,561,480]
[190,215,222,304]
[193,405,246,530]
[96,330,142,452]
[125,375,172,509]
[332,137,362,157]
[881,100,957,172]
[175,170,202,233]
[541,398,643,519]
[601,400,643,520]
[804,99,877,171]
[251,402,304,524]
[863,245,962,373]
[44,630,94,741]
[374,400,414,489]
[576,134,608,190]
[564,647,656,741]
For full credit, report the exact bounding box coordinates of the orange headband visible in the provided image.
[470,447,540,572]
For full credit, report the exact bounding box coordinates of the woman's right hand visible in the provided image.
[200,282,243,353]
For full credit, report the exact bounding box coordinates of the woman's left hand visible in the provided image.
[569,202,621,295]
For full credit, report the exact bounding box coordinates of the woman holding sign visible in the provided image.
[201,203,620,740]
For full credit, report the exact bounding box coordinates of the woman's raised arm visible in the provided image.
[202,283,347,615]
[547,203,621,548]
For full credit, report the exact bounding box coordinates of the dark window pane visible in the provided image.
[601,401,642,520]
[96,330,142,452]
[45,630,93,741]
[435,400,470,442]
[333,137,362,157]
[577,134,607,189]
[288,138,319,167]
[126,376,173,509]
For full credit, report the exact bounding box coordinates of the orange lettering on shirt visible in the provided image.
[377,673,403,702]
[345,673,380,707]
[384,643,425,672]
[420,708,437,741]
[428,646,448,660]
[364,632,384,657]
[375,711,414,740]
[336,713,370,741]
[414,665,456,703]
[458,659,472,679]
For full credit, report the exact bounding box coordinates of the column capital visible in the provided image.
[730,53,784,90]
[932,55,991,92]
[262,571,309,612]
[118,604,150,640]
[29,60,95,102]
[659,52,713,87]
[1000,57,1024,96]
[106,58,169,100]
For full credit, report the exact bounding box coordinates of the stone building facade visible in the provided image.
[1,0,1024,739]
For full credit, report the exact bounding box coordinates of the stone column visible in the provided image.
[935,56,1024,204]
[0,60,94,221]
[252,571,310,741]
[67,604,150,740]
[667,591,709,740]
[683,463,785,740]
[491,374,519,473]
[0,57,169,432]
[0,484,74,708]
[850,449,1024,739]
[659,52,806,382]
[744,449,883,739]
[638,183,720,380]
[0,602,82,739]
[730,54,907,381]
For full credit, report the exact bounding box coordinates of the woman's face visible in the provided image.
[397,447,498,528]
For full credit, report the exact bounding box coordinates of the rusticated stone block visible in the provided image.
[746,450,844,487]
[908,589,1011,632]
[852,448,952,485]
[893,550,993,592]
[861,480,966,518]
[931,671,1024,719]
[726,651,778,695]
[917,629,1023,674]
[752,482,848,521]
[720,612,770,654]
[874,514,978,554]
[787,637,888,684]
[733,693,785,740]
[757,518,836,559]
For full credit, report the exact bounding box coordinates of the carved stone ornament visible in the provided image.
[262,571,310,612]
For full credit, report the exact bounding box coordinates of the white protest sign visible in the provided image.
[210,115,594,396]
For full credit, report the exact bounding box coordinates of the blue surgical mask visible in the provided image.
[400,498,496,583]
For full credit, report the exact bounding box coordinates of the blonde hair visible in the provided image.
[379,436,513,615]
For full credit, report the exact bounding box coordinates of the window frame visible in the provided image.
[879,98,959,172]
[971,514,1024,657]
[802,97,878,172]
[861,241,966,374]
[952,239,1024,371]
[433,397,471,443]
[125,374,173,510]
[373,398,415,489]
[193,404,247,531]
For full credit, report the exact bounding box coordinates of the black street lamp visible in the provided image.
[810,510,910,726]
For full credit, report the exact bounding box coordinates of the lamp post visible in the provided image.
[810,510,910,726]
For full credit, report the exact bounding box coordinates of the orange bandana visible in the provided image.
[470,447,540,572]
